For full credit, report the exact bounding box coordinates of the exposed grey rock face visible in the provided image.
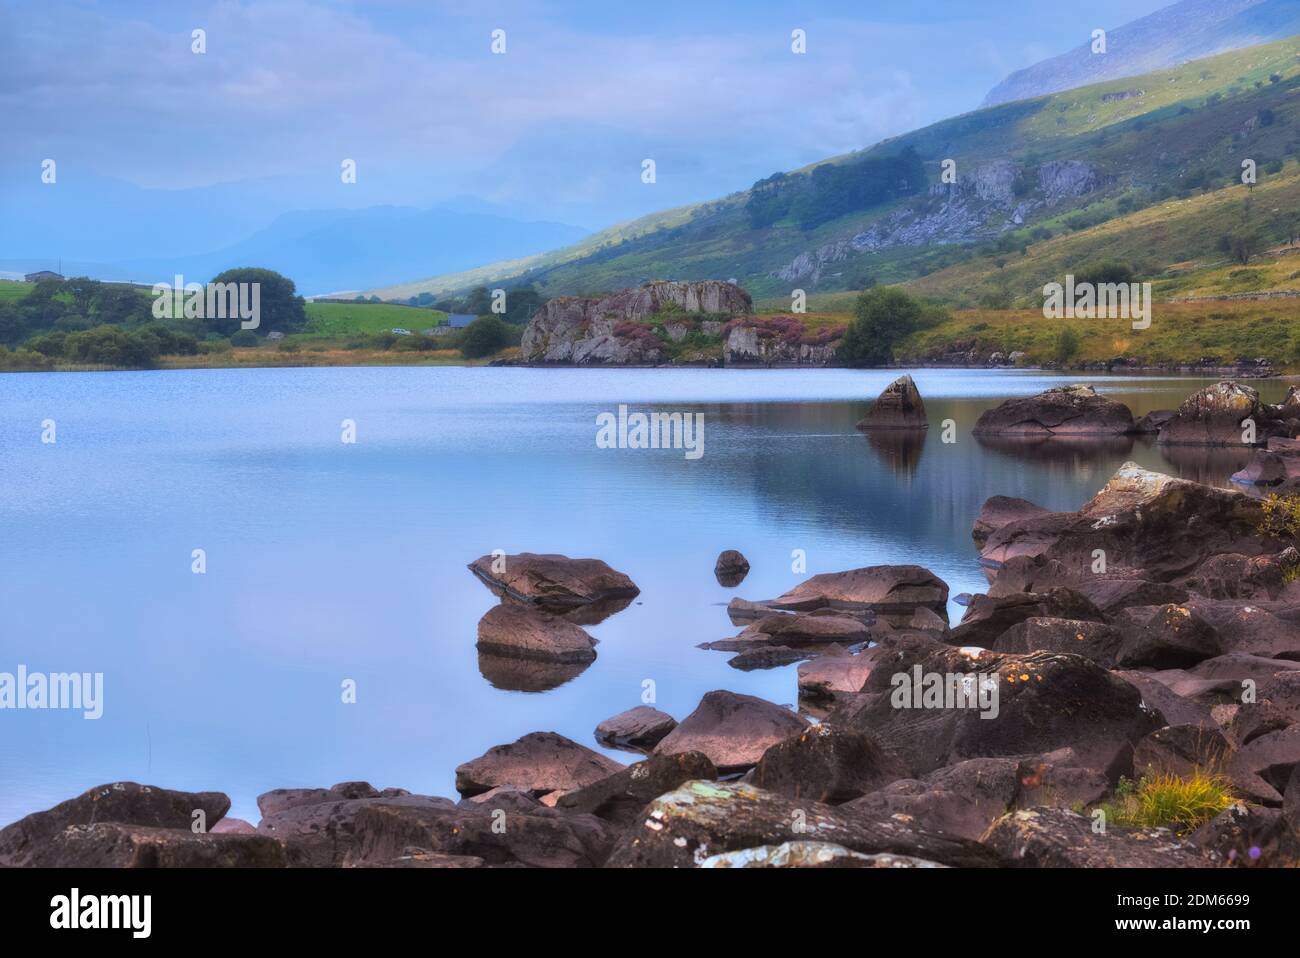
[857,375,928,430]
[520,280,751,363]
[721,323,839,366]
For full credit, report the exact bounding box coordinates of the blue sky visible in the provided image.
[0,0,1170,240]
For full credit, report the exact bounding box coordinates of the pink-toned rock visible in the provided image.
[654,690,810,772]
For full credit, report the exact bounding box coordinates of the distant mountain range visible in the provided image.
[983,0,1300,106]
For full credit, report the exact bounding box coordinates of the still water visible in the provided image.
[0,366,1280,824]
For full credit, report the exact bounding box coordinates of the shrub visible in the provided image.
[1261,493,1300,539]
[1098,772,1233,833]
[460,315,512,358]
[1053,327,1081,364]
[838,287,923,367]
[230,330,259,347]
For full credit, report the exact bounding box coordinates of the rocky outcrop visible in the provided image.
[972,385,1134,436]
[721,318,841,366]
[1159,381,1280,445]
[521,280,751,364]
[857,374,928,430]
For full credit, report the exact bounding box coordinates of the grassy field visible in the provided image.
[303,301,447,336]
[155,346,491,370]
[0,281,34,302]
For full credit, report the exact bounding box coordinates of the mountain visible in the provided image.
[983,0,1300,107]
[369,34,1300,307]
[0,203,587,297]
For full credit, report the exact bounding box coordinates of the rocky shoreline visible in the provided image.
[6,378,1300,868]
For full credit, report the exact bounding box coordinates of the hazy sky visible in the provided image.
[0,0,1172,230]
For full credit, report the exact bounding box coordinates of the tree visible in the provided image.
[1053,327,1081,364]
[1076,261,1135,287]
[206,268,307,337]
[838,287,923,367]
[460,315,511,358]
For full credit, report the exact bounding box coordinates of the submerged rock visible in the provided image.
[856,374,928,430]
[714,549,750,586]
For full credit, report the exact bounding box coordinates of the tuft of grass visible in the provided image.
[1260,493,1300,540]
[1099,772,1234,833]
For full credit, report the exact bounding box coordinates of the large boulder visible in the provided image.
[258,781,408,819]
[981,807,1216,867]
[605,781,1002,868]
[467,552,639,612]
[979,462,1270,580]
[991,617,1124,669]
[556,752,717,826]
[748,725,908,804]
[28,824,288,868]
[831,647,1159,778]
[950,588,1105,648]
[1112,604,1222,670]
[972,384,1134,436]
[475,602,597,663]
[0,782,232,867]
[856,375,928,430]
[798,646,874,701]
[1159,381,1278,446]
[1132,724,1233,779]
[653,690,810,773]
[762,565,949,619]
[454,731,624,799]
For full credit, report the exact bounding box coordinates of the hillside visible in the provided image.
[369,34,1300,306]
[984,0,1300,106]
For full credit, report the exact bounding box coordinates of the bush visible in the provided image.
[838,287,923,367]
[1076,261,1136,286]
[230,330,260,347]
[460,315,512,358]
[1098,772,1233,833]
[1053,327,1081,364]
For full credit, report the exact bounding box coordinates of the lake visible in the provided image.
[0,366,1283,825]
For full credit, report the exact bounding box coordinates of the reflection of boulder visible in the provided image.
[477,651,592,692]
[864,429,926,476]
[974,432,1134,464]
[972,385,1134,436]
[1157,444,1253,488]
[856,375,928,430]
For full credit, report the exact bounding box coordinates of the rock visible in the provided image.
[991,617,1124,668]
[556,752,718,826]
[1184,550,1297,602]
[466,552,639,612]
[764,565,949,619]
[987,555,1076,597]
[1112,604,1222,669]
[257,781,405,818]
[1231,451,1288,486]
[726,596,785,624]
[0,782,232,867]
[594,706,677,752]
[981,808,1216,867]
[728,646,807,670]
[856,374,928,430]
[346,797,616,868]
[749,725,908,804]
[951,588,1104,647]
[475,602,597,663]
[454,732,624,799]
[714,549,750,586]
[1133,725,1233,779]
[846,755,1108,841]
[1074,577,1189,615]
[1115,670,1216,729]
[653,690,810,772]
[972,496,1051,549]
[1133,409,1175,434]
[521,281,751,364]
[980,462,1269,580]
[833,647,1159,778]
[1180,596,1300,660]
[699,841,946,868]
[1159,381,1277,446]
[798,647,874,701]
[29,824,288,868]
[1233,724,1300,796]
[605,781,1002,868]
[1191,801,1285,866]
[733,610,873,647]
[211,817,257,835]
[972,384,1134,436]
